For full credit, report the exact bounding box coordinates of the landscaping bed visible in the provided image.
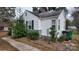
[71,34,79,51]
[0,31,8,37]
[0,38,18,51]
[14,37,57,51]
[14,36,79,51]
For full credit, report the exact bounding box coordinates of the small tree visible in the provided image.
[49,27,56,43]
[12,18,27,38]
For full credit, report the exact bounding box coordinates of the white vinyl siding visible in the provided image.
[58,20,60,30]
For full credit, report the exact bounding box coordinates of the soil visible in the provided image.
[0,31,18,51]
[14,37,56,51]
[14,35,79,51]
[0,39,18,51]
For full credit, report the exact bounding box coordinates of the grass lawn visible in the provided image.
[0,39,18,51]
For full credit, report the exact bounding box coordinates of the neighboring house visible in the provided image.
[0,18,10,31]
[22,9,66,38]
[0,22,8,31]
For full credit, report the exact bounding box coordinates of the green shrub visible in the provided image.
[50,38,56,43]
[27,30,39,40]
[8,27,12,35]
[49,27,56,43]
[8,22,13,35]
[12,20,27,38]
[58,35,65,43]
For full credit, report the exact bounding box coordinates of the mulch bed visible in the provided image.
[5,34,78,51]
[0,31,8,37]
[14,37,56,51]
[14,36,79,51]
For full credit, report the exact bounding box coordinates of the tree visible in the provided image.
[48,7,56,11]
[0,7,16,20]
[72,8,79,31]
[49,26,56,43]
[12,18,27,38]
[38,7,47,13]
[66,19,72,29]
[33,7,38,12]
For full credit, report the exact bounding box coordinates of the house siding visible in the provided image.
[23,10,66,38]
[41,19,52,36]
[40,17,56,36]
[23,11,41,30]
[4,27,8,31]
[56,10,66,38]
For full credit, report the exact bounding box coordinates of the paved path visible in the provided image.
[2,37,40,51]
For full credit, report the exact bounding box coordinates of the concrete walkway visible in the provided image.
[2,37,40,51]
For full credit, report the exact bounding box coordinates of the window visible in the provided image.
[52,20,55,30]
[25,13,27,16]
[25,12,27,16]
[52,20,55,25]
[58,20,60,30]
[26,20,34,30]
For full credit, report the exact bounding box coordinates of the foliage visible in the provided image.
[27,30,39,40]
[33,7,66,13]
[72,8,79,31]
[58,35,65,43]
[0,7,15,19]
[49,27,56,42]
[8,22,13,35]
[48,7,56,11]
[66,19,72,29]
[12,19,27,38]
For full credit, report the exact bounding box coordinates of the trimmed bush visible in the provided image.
[58,35,65,43]
[27,30,39,40]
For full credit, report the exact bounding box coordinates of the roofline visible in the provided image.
[24,10,64,19]
[25,10,39,17]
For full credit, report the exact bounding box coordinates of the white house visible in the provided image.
[22,9,66,38]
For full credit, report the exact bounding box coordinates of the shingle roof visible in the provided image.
[38,10,62,18]
[25,9,62,18]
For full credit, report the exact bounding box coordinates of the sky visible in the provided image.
[15,7,75,20]
[66,7,75,21]
[15,7,32,18]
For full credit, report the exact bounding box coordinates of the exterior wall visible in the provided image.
[56,10,66,38]
[40,17,56,36]
[4,27,8,31]
[23,10,66,37]
[23,11,41,30]
[41,19,52,36]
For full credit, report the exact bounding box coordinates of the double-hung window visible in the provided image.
[52,20,55,30]
[58,20,60,30]
[26,20,34,30]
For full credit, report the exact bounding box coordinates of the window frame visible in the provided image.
[58,19,60,30]
[52,20,56,30]
[26,20,34,30]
